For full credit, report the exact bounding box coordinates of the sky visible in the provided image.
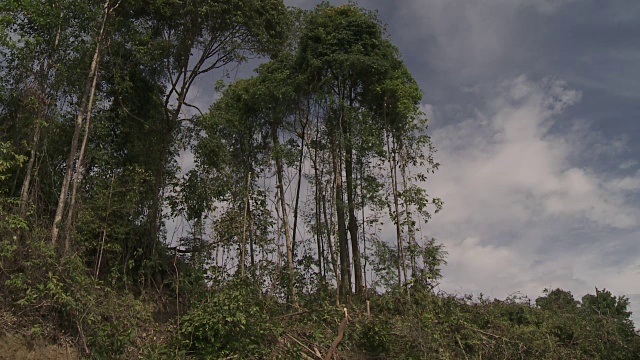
[275,0,640,320]
[171,0,640,322]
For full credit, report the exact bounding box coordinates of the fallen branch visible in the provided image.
[324,308,348,360]
[456,336,469,360]
[285,333,322,359]
[467,325,516,343]
[271,309,309,321]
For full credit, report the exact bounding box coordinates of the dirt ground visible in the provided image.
[0,333,78,360]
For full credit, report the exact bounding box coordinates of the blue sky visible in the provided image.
[279,0,640,317]
[172,0,640,320]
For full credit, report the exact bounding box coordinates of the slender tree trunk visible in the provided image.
[325,171,341,307]
[385,126,402,286]
[95,171,115,280]
[214,218,221,274]
[51,0,110,247]
[330,98,352,301]
[241,171,251,277]
[194,218,204,270]
[63,43,103,253]
[400,146,417,276]
[344,128,362,295]
[271,125,297,306]
[322,181,338,284]
[149,145,166,257]
[274,192,283,283]
[19,123,41,217]
[332,137,351,300]
[386,127,407,287]
[148,39,192,257]
[291,115,307,260]
[248,200,255,269]
[312,119,324,281]
[359,158,367,291]
[319,144,338,286]
[315,170,323,280]
[393,136,409,286]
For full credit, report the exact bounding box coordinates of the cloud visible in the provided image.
[395,0,575,79]
[618,159,638,170]
[529,0,579,13]
[426,76,640,311]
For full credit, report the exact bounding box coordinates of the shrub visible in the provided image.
[179,277,280,358]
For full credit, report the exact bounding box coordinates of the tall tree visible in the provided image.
[296,3,406,297]
[195,56,302,303]
[144,0,288,252]
[0,0,90,234]
[51,0,114,251]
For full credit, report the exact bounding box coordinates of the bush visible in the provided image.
[0,241,153,358]
[357,318,392,356]
[179,277,280,358]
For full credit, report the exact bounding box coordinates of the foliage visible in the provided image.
[0,240,153,358]
[179,278,281,358]
[150,282,640,359]
[536,288,580,312]
[0,142,27,238]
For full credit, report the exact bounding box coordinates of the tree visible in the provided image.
[295,3,402,298]
[195,56,303,303]
[581,288,632,321]
[142,0,289,253]
[536,288,579,312]
[51,0,114,252]
[193,2,443,301]
[0,0,92,235]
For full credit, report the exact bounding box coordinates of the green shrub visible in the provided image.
[357,318,392,356]
[179,277,280,358]
[1,241,152,358]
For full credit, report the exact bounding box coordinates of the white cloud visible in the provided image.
[619,159,638,170]
[420,103,435,122]
[425,76,640,315]
[607,171,640,192]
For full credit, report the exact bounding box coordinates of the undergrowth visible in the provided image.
[2,240,639,359]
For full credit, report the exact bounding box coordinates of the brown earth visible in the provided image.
[0,333,78,360]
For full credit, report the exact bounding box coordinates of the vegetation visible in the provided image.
[0,1,638,358]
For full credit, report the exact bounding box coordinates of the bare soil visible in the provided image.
[0,333,78,360]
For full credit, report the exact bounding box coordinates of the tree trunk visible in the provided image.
[319,146,338,285]
[332,137,351,301]
[19,123,41,217]
[359,158,368,291]
[51,0,110,247]
[344,128,362,295]
[274,190,283,287]
[386,125,407,287]
[392,136,409,286]
[326,169,341,307]
[248,199,255,270]
[400,146,417,276]
[271,125,297,306]
[313,120,324,281]
[241,171,251,277]
[148,35,194,255]
[291,114,307,262]
[95,171,115,279]
[322,181,338,285]
[64,43,102,253]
